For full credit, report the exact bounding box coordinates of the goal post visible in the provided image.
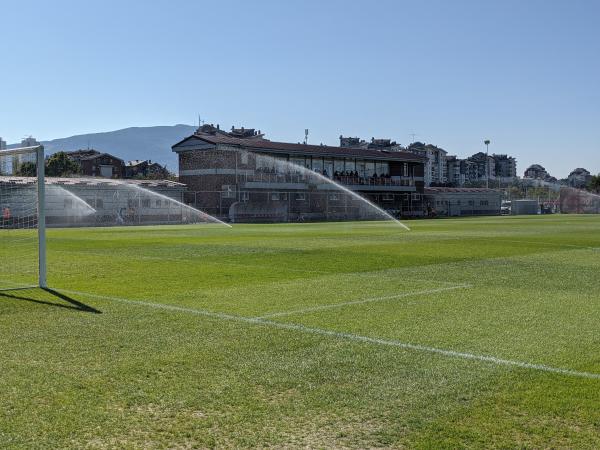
[0,145,47,290]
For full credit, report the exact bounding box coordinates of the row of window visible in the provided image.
[63,198,173,210]
[251,153,411,178]
[236,192,422,202]
[435,199,490,206]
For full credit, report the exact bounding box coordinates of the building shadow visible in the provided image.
[0,288,101,314]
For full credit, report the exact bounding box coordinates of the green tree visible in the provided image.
[45,152,81,177]
[16,161,37,176]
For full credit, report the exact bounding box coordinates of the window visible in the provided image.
[222,185,235,198]
[382,193,394,201]
[271,192,280,201]
[64,198,73,209]
[480,200,489,206]
[155,199,161,208]
[95,199,104,209]
[345,158,356,173]
[295,192,306,201]
[324,159,334,177]
[356,160,367,178]
[403,163,409,177]
[334,158,344,173]
[468,200,474,206]
[411,193,421,201]
[127,199,137,208]
[240,152,248,165]
[328,193,339,201]
[142,199,151,208]
[240,191,249,202]
[290,156,305,169]
[376,161,390,176]
[312,157,323,173]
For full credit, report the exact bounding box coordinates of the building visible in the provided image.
[20,136,40,147]
[466,152,496,183]
[423,187,502,216]
[65,149,125,178]
[404,142,448,186]
[524,164,550,180]
[0,137,6,150]
[172,127,427,222]
[0,176,187,227]
[567,168,591,189]
[445,156,465,186]
[125,160,170,179]
[493,154,517,181]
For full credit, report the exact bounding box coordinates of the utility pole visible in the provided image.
[484,139,491,188]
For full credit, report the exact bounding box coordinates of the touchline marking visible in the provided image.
[55,288,600,381]
[255,284,472,319]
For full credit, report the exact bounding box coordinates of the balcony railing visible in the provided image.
[241,171,415,187]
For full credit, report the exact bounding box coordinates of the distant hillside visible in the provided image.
[39,124,196,171]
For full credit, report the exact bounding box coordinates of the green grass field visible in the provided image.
[1,215,600,448]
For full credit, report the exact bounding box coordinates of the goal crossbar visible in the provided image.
[0,144,47,289]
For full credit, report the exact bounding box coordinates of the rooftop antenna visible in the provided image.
[409,133,417,143]
[304,129,309,145]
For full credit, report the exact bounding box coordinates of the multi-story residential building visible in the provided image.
[339,136,404,152]
[172,126,427,221]
[405,142,447,186]
[21,136,40,147]
[493,154,517,180]
[0,137,7,150]
[567,168,591,189]
[465,152,495,184]
[446,156,468,186]
[524,164,550,180]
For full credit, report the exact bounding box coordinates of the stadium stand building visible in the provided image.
[172,125,427,222]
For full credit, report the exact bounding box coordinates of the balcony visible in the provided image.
[240,171,417,192]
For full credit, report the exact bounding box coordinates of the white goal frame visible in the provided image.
[0,145,47,289]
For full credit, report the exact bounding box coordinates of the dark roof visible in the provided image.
[173,134,426,162]
[425,187,500,194]
[79,152,124,163]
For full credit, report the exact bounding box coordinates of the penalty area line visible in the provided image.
[55,288,600,381]
[254,284,472,319]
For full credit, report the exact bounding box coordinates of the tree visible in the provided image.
[588,174,600,194]
[45,152,81,177]
[16,161,37,176]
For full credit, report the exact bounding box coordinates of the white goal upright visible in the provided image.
[0,145,46,291]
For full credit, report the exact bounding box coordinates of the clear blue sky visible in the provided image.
[1,0,599,178]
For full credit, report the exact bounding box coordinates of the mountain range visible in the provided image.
[12,124,197,171]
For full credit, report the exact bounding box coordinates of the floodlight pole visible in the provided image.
[484,140,491,189]
[36,145,47,289]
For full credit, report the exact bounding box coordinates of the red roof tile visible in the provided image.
[174,134,426,162]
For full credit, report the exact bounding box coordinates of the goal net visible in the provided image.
[0,145,46,291]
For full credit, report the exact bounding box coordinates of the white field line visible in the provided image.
[55,288,600,381]
[255,284,472,319]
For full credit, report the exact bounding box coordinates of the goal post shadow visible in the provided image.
[0,287,102,314]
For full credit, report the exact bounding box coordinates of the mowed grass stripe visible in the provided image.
[255,284,472,318]
[56,288,600,381]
